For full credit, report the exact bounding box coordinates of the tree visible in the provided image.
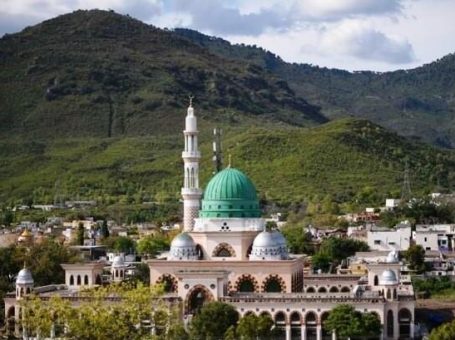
[102,236,136,254]
[281,224,314,254]
[136,235,169,257]
[324,304,381,339]
[76,222,85,245]
[236,313,274,340]
[100,220,110,238]
[20,283,181,340]
[189,302,239,339]
[429,319,455,340]
[405,244,425,273]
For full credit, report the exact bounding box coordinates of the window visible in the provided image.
[424,237,427,242]
[389,242,396,245]
[374,240,381,245]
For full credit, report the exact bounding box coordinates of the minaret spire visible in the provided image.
[181,97,202,232]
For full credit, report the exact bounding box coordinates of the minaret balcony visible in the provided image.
[182,151,201,159]
[181,188,202,196]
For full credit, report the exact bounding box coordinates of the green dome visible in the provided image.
[199,167,261,218]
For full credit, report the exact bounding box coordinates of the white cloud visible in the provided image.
[318,21,415,64]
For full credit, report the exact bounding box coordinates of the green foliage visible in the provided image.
[20,283,179,340]
[236,313,274,340]
[429,319,455,340]
[324,304,381,338]
[136,234,170,256]
[101,236,136,253]
[189,302,239,340]
[405,244,426,273]
[76,222,85,245]
[413,276,455,297]
[281,224,314,254]
[100,220,110,238]
[176,28,455,148]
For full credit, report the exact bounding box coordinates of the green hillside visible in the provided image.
[0,10,325,140]
[174,29,455,147]
[1,119,454,207]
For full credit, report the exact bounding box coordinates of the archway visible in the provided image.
[341,286,350,293]
[321,312,331,340]
[305,312,317,340]
[212,243,236,257]
[95,274,102,285]
[387,310,394,338]
[262,275,286,293]
[235,274,259,293]
[374,275,379,286]
[69,275,74,285]
[290,312,302,339]
[329,286,339,293]
[399,308,412,338]
[274,311,286,339]
[156,274,178,293]
[306,287,315,293]
[318,287,327,293]
[186,285,214,315]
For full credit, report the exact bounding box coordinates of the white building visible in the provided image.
[413,224,455,252]
[368,223,412,251]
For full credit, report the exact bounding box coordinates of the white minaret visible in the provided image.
[181,97,202,231]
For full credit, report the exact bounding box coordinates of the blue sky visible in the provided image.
[1,0,454,72]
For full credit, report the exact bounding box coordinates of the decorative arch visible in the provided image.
[329,286,339,293]
[318,287,327,293]
[290,312,302,324]
[185,285,214,314]
[262,275,286,293]
[212,243,236,257]
[399,308,412,338]
[304,311,317,325]
[387,310,394,338]
[69,275,74,285]
[77,275,81,285]
[341,286,350,292]
[374,275,379,286]
[306,287,316,293]
[235,274,259,293]
[156,274,178,293]
[274,311,287,324]
[320,312,331,337]
[260,311,273,320]
[84,275,89,285]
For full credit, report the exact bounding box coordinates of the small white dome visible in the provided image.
[379,269,398,285]
[16,268,34,285]
[386,250,399,263]
[171,233,196,248]
[250,231,288,261]
[112,256,125,267]
[169,233,199,261]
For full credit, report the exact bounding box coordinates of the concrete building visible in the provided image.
[368,223,412,251]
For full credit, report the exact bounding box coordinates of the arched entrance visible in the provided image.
[387,310,394,338]
[318,287,327,293]
[329,286,339,293]
[186,285,214,315]
[274,311,286,338]
[235,274,258,293]
[305,311,317,340]
[321,312,331,340]
[399,308,412,339]
[290,312,302,339]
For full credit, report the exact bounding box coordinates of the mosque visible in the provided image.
[3,102,416,340]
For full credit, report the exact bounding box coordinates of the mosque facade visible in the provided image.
[3,103,416,340]
[147,103,416,339]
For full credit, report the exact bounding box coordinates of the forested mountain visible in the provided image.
[0,10,325,140]
[175,29,455,147]
[0,10,455,206]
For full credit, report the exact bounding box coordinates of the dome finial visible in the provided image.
[188,95,194,108]
[228,154,232,168]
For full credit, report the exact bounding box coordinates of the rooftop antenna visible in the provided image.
[212,128,223,173]
[401,160,412,202]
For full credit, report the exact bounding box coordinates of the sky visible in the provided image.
[1,0,454,72]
